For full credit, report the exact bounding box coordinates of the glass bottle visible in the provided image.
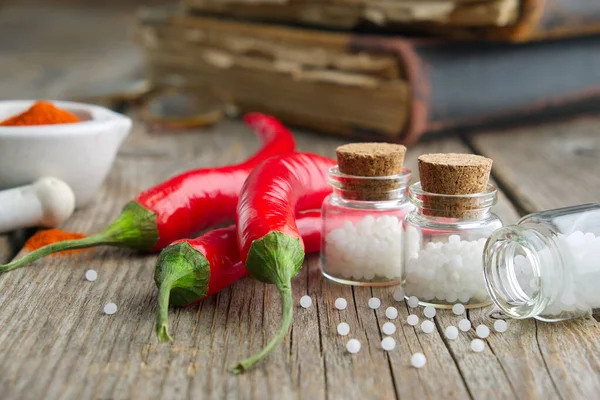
[403,182,502,308]
[484,204,600,321]
[320,166,413,286]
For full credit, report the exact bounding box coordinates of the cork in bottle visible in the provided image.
[336,143,407,201]
[417,153,493,218]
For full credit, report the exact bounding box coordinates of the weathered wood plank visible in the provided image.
[469,117,600,400]
[470,116,600,211]
[0,3,143,100]
[0,118,268,400]
[0,236,11,264]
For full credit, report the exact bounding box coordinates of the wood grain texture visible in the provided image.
[2,2,600,399]
[0,119,531,400]
[0,237,11,264]
[469,116,600,400]
[0,3,143,100]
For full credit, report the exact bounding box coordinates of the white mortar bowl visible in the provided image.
[0,100,131,207]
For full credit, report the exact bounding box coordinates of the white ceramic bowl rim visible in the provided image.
[0,100,131,137]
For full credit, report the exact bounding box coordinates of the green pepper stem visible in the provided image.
[156,278,174,343]
[0,234,116,273]
[230,285,293,374]
[0,201,158,274]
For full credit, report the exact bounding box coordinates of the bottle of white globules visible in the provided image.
[321,143,413,286]
[403,154,502,308]
[484,204,600,321]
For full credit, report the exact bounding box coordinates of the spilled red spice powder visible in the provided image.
[0,101,80,126]
[25,229,87,256]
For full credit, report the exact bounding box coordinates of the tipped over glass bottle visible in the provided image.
[484,204,600,321]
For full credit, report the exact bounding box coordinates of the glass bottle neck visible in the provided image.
[409,181,498,222]
[328,166,411,203]
[483,223,563,319]
[413,206,492,221]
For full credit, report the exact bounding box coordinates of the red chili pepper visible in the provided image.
[232,152,335,373]
[0,114,295,273]
[154,210,322,342]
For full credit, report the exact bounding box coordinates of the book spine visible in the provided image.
[350,35,600,143]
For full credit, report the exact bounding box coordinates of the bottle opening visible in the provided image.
[483,227,547,319]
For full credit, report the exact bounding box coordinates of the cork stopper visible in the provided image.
[335,143,407,201]
[337,143,406,177]
[417,153,493,218]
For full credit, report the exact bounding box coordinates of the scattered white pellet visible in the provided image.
[382,322,396,335]
[393,287,405,302]
[335,298,348,310]
[452,303,465,315]
[458,319,471,332]
[337,322,350,336]
[381,337,396,351]
[104,303,117,315]
[411,352,427,368]
[85,269,98,282]
[346,339,361,354]
[421,320,435,334]
[407,296,420,308]
[471,339,485,352]
[385,306,398,320]
[494,320,508,333]
[445,326,459,340]
[476,325,490,339]
[407,314,419,326]
[368,297,381,309]
[423,306,436,318]
[300,295,312,308]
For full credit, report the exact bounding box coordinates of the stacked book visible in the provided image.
[138,1,600,143]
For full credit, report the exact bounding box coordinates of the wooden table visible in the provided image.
[1,2,599,400]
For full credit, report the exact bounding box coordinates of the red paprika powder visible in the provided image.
[0,101,80,126]
[25,229,87,256]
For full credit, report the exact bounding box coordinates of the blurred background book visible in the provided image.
[137,2,600,143]
[181,0,600,42]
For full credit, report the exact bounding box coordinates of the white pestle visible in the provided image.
[0,177,75,234]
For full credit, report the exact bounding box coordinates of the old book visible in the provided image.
[138,11,600,143]
[182,0,600,42]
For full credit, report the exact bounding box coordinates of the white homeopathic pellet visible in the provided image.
[407,314,419,326]
[452,303,465,315]
[423,306,436,318]
[445,326,459,340]
[300,295,313,308]
[104,303,117,315]
[368,297,381,309]
[382,322,396,335]
[458,319,471,332]
[494,320,508,333]
[346,339,361,354]
[385,306,398,320]
[393,286,405,302]
[421,320,435,334]
[471,339,485,352]
[335,298,347,310]
[476,324,490,339]
[85,269,98,282]
[381,337,396,351]
[411,352,427,368]
[324,216,404,281]
[404,234,490,304]
[337,322,350,336]
[407,296,420,308]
